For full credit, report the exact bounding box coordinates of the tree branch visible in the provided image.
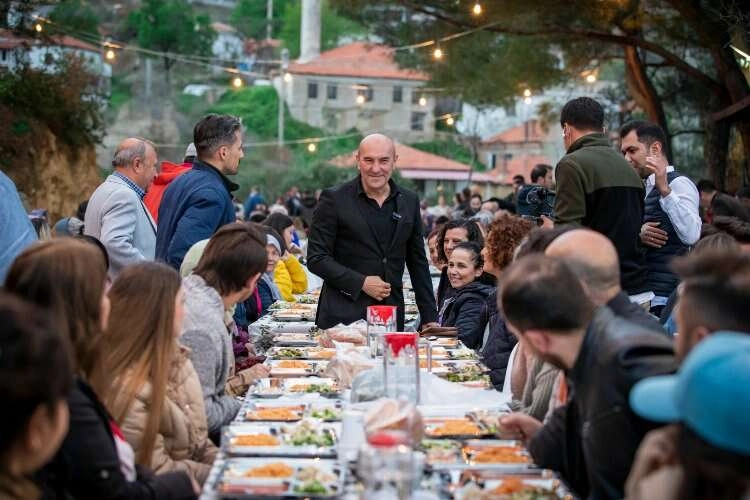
[398,0,723,95]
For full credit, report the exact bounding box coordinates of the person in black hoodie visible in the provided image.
[435,219,486,312]
[5,239,196,500]
[439,242,494,349]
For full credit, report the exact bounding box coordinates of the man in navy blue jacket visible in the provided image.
[157,114,243,270]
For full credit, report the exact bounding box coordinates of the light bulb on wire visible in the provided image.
[356,94,365,105]
[35,22,43,32]
[307,143,317,153]
[472,3,482,15]
[283,72,292,83]
[232,77,243,88]
[105,49,116,61]
[433,47,443,60]
[585,74,597,83]
[446,116,455,126]
[523,88,532,98]
[419,96,427,107]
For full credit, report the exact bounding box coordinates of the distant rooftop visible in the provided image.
[331,142,470,172]
[482,119,548,145]
[0,29,100,53]
[289,42,429,81]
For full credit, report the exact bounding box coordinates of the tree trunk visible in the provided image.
[623,45,673,159]
[704,109,731,190]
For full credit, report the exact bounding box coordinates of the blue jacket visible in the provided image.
[0,171,37,284]
[156,160,238,269]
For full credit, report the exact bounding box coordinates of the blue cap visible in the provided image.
[630,332,750,456]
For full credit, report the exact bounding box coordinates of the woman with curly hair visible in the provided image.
[479,215,534,389]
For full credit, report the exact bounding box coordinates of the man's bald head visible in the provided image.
[357,133,396,159]
[112,138,155,169]
[545,229,621,304]
[111,137,158,190]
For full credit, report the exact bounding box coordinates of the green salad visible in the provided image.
[310,407,341,421]
[293,480,329,495]
[444,364,487,383]
[277,348,304,359]
[289,424,335,447]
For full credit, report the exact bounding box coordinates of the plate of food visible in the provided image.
[420,439,461,465]
[267,359,327,377]
[215,458,342,498]
[272,310,315,322]
[308,404,343,422]
[419,346,450,359]
[273,333,319,347]
[293,294,318,304]
[224,421,339,457]
[439,364,491,386]
[456,476,568,500]
[245,404,306,422]
[462,440,532,466]
[252,377,341,399]
[423,418,493,439]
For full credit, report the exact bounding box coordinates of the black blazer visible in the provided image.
[307,176,437,330]
[38,378,195,500]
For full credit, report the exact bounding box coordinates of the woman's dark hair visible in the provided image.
[437,219,484,262]
[75,234,110,271]
[248,212,267,223]
[194,222,268,295]
[0,292,73,456]
[263,213,294,241]
[677,424,750,500]
[451,241,484,269]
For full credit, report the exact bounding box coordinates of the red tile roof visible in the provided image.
[0,29,99,53]
[211,22,237,34]
[483,119,548,145]
[480,154,552,184]
[331,142,470,171]
[289,42,429,81]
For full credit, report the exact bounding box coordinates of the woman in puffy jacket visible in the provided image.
[439,241,494,349]
[100,262,217,486]
[263,213,307,300]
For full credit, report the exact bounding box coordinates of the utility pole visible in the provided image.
[278,48,289,147]
[266,0,273,40]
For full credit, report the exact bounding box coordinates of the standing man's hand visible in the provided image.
[640,222,669,248]
[362,276,391,301]
[644,149,671,197]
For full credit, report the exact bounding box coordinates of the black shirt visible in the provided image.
[356,178,399,253]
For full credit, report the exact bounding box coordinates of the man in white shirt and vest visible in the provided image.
[620,121,701,316]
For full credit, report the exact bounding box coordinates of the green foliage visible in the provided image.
[49,0,101,37]
[211,86,359,196]
[231,0,291,39]
[0,56,105,149]
[279,0,365,59]
[127,0,215,81]
[107,74,131,117]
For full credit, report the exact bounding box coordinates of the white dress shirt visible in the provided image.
[644,166,701,245]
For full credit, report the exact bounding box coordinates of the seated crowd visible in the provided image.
[1,109,749,500]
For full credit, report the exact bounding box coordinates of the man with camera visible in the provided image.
[516,164,556,223]
[554,97,650,300]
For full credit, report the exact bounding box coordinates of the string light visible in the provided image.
[232,76,243,88]
[419,96,427,106]
[433,47,444,60]
[105,49,116,60]
[523,88,531,98]
[446,116,455,126]
[356,94,365,105]
[307,143,317,153]
[35,23,43,32]
[283,72,292,83]
[585,74,597,83]
[472,3,482,15]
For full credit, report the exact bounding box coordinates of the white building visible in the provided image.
[0,29,111,91]
[210,22,244,62]
[281,42,437,142]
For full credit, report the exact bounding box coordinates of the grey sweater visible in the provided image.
[180,274,240,433]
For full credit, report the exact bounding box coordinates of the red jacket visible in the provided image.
[144,161,192,223]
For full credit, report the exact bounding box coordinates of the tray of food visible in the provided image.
[271,309,316,322]
[293,294,318,304]
[455,476,570,499]
[421,439,535,472]
[267,359,328,377]
[241,400,343,423]
[223,421,339,457]
[272,333,320,347]
[213,458,343,498]
[423,418,496,440]
[437,364,491,387]
[269,346,337,360]
[250,377,341,400]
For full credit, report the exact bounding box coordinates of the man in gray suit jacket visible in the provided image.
[85,138,158,278]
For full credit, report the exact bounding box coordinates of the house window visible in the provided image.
[357,84,374,102]
[412,90,420,104]
[393,85,402,103]
[1,50,6,62]
[307,82,318,99]
[327,84,337,100]
[411,112,426,131]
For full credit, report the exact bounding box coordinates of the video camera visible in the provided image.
[516,185,555,224]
